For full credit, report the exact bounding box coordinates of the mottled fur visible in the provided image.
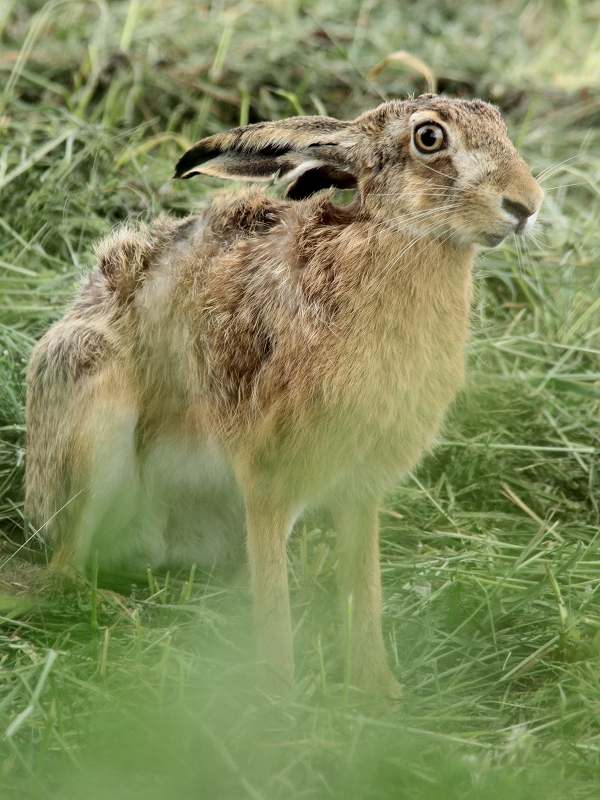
[26,97,543,694]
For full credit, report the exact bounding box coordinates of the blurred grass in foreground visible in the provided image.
[1,0,600,797]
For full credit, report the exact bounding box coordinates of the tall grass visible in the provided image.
[1,0,600,797]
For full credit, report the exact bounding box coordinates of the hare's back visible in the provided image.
[87,188,288,317]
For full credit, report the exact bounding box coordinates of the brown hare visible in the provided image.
[25,95,543,696]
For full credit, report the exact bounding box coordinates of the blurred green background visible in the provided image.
[1,0,600,797]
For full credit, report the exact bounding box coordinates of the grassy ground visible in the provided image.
[1,0,600,797]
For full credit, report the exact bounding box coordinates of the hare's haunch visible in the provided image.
[26,96,542,695]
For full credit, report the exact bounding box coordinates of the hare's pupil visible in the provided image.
[421,128,437,147]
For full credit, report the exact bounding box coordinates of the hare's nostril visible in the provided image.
[501,198,534,222]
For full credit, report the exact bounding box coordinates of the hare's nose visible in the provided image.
[501,197,540,234]
[501,197,534,223]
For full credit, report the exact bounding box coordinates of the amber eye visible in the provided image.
[414,123,445,153]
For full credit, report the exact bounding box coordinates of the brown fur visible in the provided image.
[25,97,543,695]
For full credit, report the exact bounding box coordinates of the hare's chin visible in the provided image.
[480,232,508,248]
[479,223,537,248]
[479,215,539,247]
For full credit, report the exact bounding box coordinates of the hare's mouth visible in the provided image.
[514,209,539,235]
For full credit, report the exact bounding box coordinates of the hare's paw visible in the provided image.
[383,674,403,700]
[350,656,402,700]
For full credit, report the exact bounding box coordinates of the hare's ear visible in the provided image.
[173,117,358,200]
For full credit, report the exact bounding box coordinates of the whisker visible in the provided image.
[358,203,462,239]
[540,182,589,192]
[536,153,584,183]
[372,186,465,196]
[417,161,480,191]
[514,234,525,277]
[380,224,456,290]
[362,214,460,250]
[369,218,455,294]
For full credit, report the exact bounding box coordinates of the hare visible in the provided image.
[25,95,542,695]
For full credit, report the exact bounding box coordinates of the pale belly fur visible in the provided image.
[86,427,245,572]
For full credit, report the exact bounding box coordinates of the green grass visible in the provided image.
[1,0,600,797]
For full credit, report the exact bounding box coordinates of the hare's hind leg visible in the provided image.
[26,328,139,574]
[50,384,141,573]
[331,493,402,697]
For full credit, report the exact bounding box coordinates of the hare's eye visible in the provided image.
[414,124,445,153]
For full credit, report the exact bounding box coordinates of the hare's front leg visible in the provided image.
[242,483,295,686]
[332,494,401,697]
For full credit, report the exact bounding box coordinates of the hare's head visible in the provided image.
[174,96,542,248]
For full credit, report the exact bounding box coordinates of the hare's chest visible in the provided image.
[331,306,469,470]
[350,310,467,410]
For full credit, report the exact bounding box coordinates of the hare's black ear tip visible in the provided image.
[172,161,185,180]
[172,162,197,180]
[173,148,201,179]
